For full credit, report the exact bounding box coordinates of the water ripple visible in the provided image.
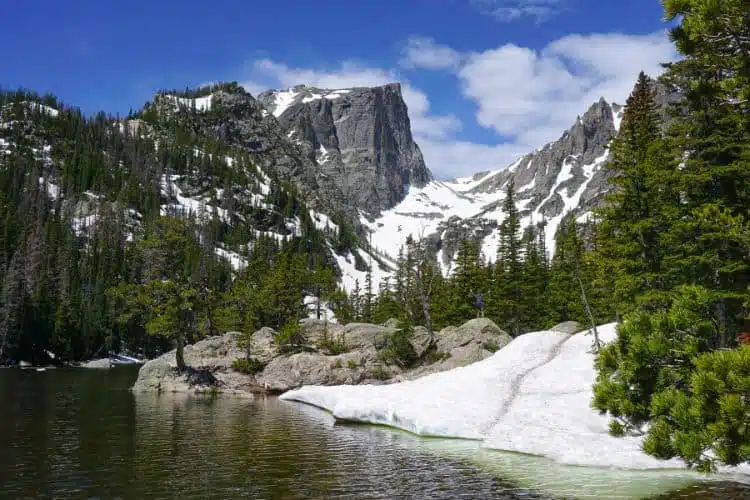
[0,369,748,500]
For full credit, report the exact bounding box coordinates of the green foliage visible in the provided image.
[595,72,674,315]
[327,288,355,324]
[591,0,750,472]
[319,335,348,355]
[608,420,625,437]
[331,359,342,369]
[274,321,307,354]
[231,357,265,375]
[370,364,390,380]
[422,349,451,365]
[482,340,500,353]
[347,359,358,369]
[642,345,750,472]
[494,180,524,334]
[0,86,341,365]
[378,326,418,368]
[545,215,588,326]
[593,285,719,432]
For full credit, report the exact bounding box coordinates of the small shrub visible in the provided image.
[319,337,349,355]
[236,330,256,357]
[608,420,625,437]
[423,349,451,364]
[275,321,307,354]
[370,364,390,380]
[332,359,343,369]
[378,326,418,368]
[482,340,500,353]
[347,359,358,369]
[231,357,265,374]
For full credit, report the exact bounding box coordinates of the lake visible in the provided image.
[0,367,747,499]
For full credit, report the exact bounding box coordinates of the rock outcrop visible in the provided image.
[257,83,431,214]
[81,358,112,369]
[131,318,512,395]
[396,318,513,380]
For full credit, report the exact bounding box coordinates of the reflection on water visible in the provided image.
[0,368,747,499]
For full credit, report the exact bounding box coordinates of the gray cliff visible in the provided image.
[257,83,431,215]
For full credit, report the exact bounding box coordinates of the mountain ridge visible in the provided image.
[257,82,432,215]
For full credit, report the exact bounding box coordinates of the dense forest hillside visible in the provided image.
[0,87,358,363]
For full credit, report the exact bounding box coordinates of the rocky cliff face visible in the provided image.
[363,78,682,275]
[257,83,431,215]
[469,96,619,222]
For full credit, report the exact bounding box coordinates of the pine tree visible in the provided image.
[546,215,587,325]
[448,238,484,325]
[596,71,674,315]
[520,225,548,331]
[592,0,750,471]
[494,180,523,334]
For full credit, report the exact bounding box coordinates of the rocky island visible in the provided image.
[130,318,567,395]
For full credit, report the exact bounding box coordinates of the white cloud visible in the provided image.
[457,31,678,147]
[239,30,678,179]
[400,36,462,70]
[472,0,566,22]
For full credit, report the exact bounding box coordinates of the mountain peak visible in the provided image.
[256,82,431,214]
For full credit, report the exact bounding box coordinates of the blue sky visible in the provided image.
[2,0,677,178]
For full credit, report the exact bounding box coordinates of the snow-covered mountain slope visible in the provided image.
[361,77,685,283]
[363,98,621,277]
[1,87,390,301]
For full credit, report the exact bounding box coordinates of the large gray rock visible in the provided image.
[340,323,395,349]
[257,346,380,393]
[81,358,111,369]
[131,318,515,394]
[132,332,257,395]
[298,318,345,344]
[439,318,511,352]
[397,318,512,381]
[258,83,431,215]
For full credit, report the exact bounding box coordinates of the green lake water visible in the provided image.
[1,367,747,499]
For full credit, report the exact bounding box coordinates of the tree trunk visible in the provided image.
[175,331,186,372]
[576,273,601,350]
[316,285,321,320]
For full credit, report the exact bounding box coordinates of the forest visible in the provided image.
[0,0,746,472]
[0,86,348,365]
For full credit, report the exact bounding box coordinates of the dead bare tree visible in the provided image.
[574,255,601,351]
[407,231,435,347]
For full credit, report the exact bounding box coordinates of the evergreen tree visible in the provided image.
[592,0,750,471]
[545,215,587,325]
[520,225,549,331]
[596,71,674,314]
[446,238,484,326]
[494,180,523,334]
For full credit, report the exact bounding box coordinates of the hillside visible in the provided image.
[0,76,679,361]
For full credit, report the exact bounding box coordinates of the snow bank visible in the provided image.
[282,330,570,438]
[482,324,685,469]
[281,323,750,479]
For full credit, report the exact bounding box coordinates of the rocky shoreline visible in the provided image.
[131,318,573,396]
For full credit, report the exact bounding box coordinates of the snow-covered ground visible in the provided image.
[269,87,352,117]
[363,146,607,284]
[163,94,213,112]
[304,295,336,322]
[281,323,750,498]
[330,245,390,294]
